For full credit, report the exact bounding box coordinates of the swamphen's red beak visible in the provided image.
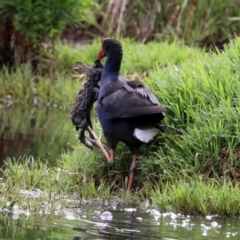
[97,48,105,60]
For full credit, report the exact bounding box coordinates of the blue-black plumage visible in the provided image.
[97,38,166,190]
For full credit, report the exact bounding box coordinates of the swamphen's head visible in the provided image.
[97,38,123,60]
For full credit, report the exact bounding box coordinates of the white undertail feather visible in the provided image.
[133,128,159,143]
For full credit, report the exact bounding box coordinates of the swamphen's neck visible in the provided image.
[101,49,122,86]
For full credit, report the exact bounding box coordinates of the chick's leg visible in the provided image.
[87,126,111,162]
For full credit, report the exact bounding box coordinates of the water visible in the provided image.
[0,201,239,239]
[0,104,76,166]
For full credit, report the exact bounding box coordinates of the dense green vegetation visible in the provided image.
[1,0,240,70]
[0,39,203,105]
[1,38,240,215]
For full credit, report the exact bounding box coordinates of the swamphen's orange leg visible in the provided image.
[127,155,137,191]
[88,125,136,190]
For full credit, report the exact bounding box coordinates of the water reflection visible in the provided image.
[0,201,239,239]
[0,104,76,166]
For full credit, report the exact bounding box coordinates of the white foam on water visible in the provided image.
[146,209,161,221]
[124,208,137,212]
[211,221,218,228]
[202,230,208,236]
[205,214,218,220]
[100,211,113,221]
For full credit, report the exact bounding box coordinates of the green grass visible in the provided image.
[0,38,203,106]
[145,38,240,179]
[1,154,240,216]
[151,176,240,215]
[0,65,79,107]
[54,38,203,74]
[1,37,240,215]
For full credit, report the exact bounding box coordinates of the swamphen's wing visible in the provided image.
[101,80,165,119]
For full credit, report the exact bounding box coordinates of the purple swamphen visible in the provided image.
[96,38,166,191]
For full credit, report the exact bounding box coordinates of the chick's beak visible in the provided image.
[74,62,88,74]
[74,64,82,73]
[97,48,105,60]
[75,68,83,73]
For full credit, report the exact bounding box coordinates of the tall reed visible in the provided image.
[100,0,240,46]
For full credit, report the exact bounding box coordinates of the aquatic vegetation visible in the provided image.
[1,154,240,216]
[0,154,120,213]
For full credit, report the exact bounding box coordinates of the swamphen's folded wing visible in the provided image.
[101,80,165,119]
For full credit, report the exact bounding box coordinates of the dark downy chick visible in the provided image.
[71,59,103,148]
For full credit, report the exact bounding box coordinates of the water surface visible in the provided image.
[0,202,239,239]
[0,104,76,166]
